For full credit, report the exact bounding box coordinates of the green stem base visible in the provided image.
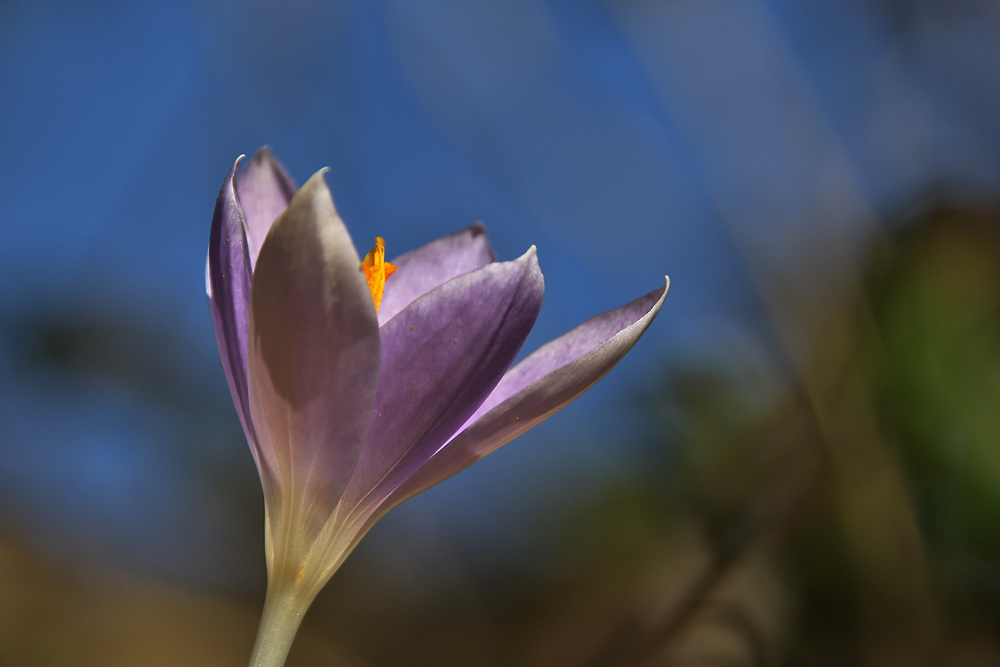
[247,581,315,667]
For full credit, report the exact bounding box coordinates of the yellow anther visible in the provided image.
[361,237,397,313]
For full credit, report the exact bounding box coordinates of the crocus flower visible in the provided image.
[207,148,668,666]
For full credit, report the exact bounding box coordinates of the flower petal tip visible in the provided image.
[657,277,670,301]
[249,146,273,162]
[649,277,670,312]
[304,166,332,185]
[245,147,282,176]
[227,154,245,181]
[517,245,542,279]
[515,246,544,292]
[465,222,496,261]
[295,168,335,211]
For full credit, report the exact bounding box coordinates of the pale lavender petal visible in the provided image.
[471,282,670,423]
[381,280,669,511]
[377,222,496,326]
[207,155,259,461]
[248,170,381,524]
[235,146,297,267]
[343,248,544,512]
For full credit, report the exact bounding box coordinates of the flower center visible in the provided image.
[361,237,397,313]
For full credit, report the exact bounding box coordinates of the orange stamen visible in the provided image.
[361,237,397,313]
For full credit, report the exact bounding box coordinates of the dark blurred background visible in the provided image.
[2,0,1000,665]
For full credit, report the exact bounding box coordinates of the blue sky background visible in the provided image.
[2,0,999,591]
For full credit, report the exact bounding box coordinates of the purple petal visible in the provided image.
[207,156,259,461]
[235,146,297,267]
[382,280,669,511]
[343,247,545,512]
[247,170,381,525]
[377,222,496,326]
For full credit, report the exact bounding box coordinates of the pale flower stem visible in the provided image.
[247,580,315,667]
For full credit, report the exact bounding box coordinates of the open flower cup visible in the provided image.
[207,148,668,666]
